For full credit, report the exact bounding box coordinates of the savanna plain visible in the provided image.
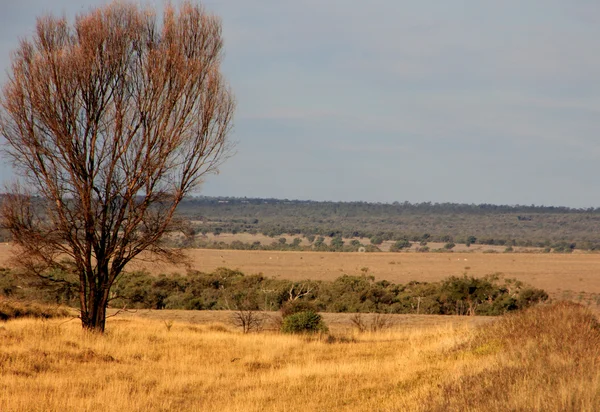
[2,242,600,411]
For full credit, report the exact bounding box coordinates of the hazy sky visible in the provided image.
[2,1,600,207]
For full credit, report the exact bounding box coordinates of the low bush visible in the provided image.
[1,267,549,317]
[281,310,328,334]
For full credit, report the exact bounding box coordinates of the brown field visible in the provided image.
[1,242,600,301]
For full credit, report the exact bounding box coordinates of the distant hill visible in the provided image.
[176,197,600,250]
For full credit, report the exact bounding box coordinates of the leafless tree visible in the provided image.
[230,309,265,334]
[0,1,235,332]
[287,283,313,301]
[350,313,395,333]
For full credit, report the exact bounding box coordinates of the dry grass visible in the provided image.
[0,303,598,411]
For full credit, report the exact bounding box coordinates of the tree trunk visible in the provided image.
[80,276,110,333]
[81,293,108,332]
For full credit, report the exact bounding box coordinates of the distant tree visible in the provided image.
[466,236,477,247]
[313,236,325,247]
[390,239,411,252]
[370,236,383,245]
[331,236,345,250]
[0,1,235,332]
[444,242,455,250]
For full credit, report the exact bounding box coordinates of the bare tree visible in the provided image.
[230,309,265,334]
[0,1,235,332]
[350,313,395,333]
[287,283,313,301]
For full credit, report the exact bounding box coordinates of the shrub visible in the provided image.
[370,236,383,245]
[389,239,411,252]
[280,300,318,318]
[281,311,328,334]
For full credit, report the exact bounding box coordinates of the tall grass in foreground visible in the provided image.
[0,303,598,411]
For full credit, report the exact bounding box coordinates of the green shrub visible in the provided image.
[280,300,318,318]
[370,236,383,245]
[389,239,411,252]
[281,310,328,334]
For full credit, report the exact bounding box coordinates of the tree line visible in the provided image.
[174,197,600,251]
[0,266,546,317]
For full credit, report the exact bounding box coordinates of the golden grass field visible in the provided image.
[1,302,599,411]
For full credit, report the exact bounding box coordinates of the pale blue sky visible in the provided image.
[2,1,600,207]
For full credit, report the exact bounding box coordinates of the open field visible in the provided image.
[2,243,600,301]
[1,303,599,411]
[107,309,494,333]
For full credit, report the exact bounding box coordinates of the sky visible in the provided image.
[2,1,600,207]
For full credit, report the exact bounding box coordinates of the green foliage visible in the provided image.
[281,310,328,334]
[437,275,548,316]
[280,300,318,318]
[552,242,576,253]
[330,236,345,250]
[0,298,70,321]
[389,239,411,252]
[0,267,549,317]
[0,267,78,306]
[370,236,383,245]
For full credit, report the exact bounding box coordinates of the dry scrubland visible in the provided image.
[134,248,600,302]
[2,243,600,302]
[0,302,599,411]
